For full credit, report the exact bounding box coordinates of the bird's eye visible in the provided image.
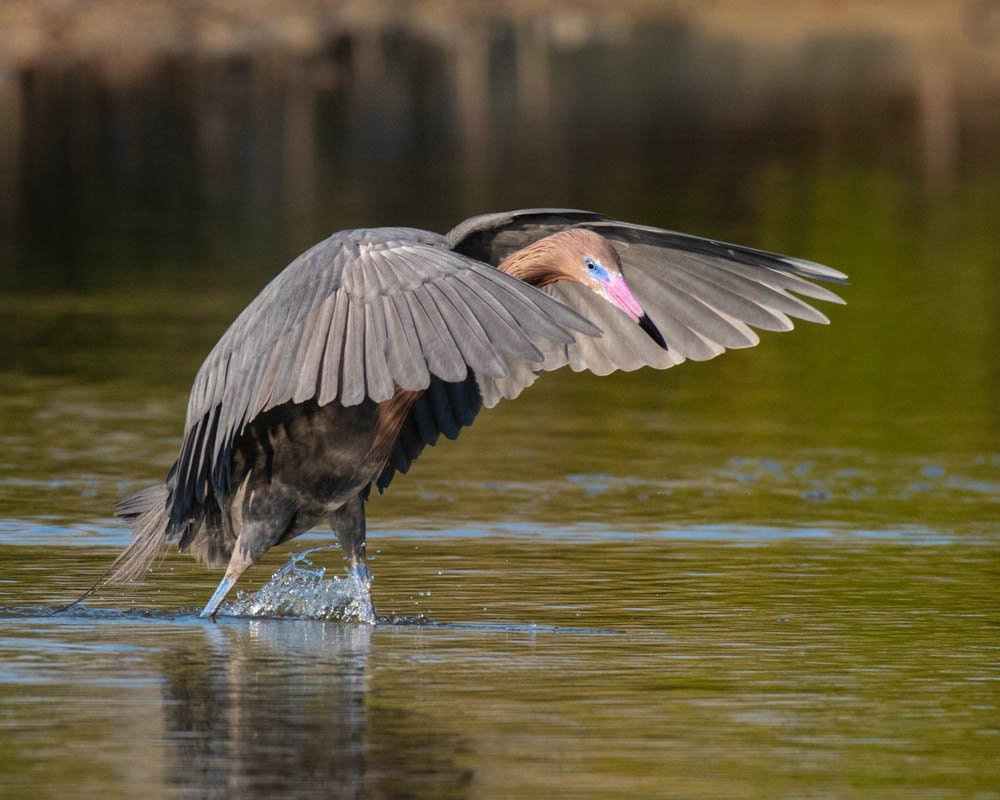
[584,258,598,272]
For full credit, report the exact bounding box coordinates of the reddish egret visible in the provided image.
[108,209,846,618]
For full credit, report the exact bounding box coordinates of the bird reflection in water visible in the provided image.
[162,621,471,798]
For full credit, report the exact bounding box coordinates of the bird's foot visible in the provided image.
[347,563,376,625]
[199,576,237,620]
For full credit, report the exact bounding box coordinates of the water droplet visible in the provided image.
[221,546,376,623]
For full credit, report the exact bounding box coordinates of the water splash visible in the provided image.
[222,547,376,624]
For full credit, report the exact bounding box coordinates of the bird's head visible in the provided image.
[544,229,668,349]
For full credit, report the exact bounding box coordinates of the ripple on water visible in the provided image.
[0,516,982,558]
[719,454,1000,505]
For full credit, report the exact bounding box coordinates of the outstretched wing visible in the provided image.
[449,210,847,407]
[172,226,599,523]
[370,209,846,494]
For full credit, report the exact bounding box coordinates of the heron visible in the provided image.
[105,208,846,619]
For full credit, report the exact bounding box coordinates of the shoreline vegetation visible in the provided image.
[2,2,998,189]
[2,1,999,72]
[3,0,999,289]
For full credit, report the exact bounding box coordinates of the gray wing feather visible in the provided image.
[474,280,684,407]
[384,295,430,389]
[292,295,334,403]
[625,266,759,350]
[407,288,467,382]
[474,267,597,342]
[363,301,395,403]
[453,273,546,361]
[635,255,793,332]
[727,265,844,305]
[666,253,828,325]
[251,336,285,417]
[284,300,321,402]
[318,290,349,406]
[426,282,507,378]
[340,300,367,407]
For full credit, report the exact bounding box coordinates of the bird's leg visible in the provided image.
[331,493,376,621]
[198,518,285,620]
[332,494,370,580]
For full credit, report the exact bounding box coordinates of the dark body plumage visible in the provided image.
[108,210,847,618]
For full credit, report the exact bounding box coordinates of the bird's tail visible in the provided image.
[109,484,172,583]
[54,485,171,614]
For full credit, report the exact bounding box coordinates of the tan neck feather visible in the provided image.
[498,228,617,287]
[498,237,572,287]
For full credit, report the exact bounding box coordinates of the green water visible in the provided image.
[1,11,998,799]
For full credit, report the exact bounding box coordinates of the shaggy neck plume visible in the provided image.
[498,236,573,287]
